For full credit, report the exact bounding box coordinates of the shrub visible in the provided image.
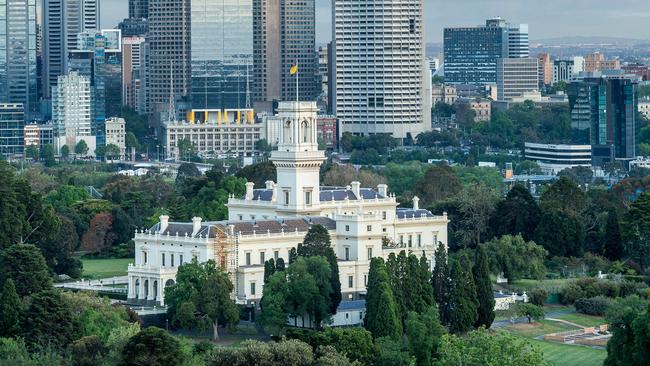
[559,283,585,305]
[619,280,646,297]
[593,280,619,298]
[529,288,548,306]
[574,296,611,316]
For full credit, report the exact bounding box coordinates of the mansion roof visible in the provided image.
[249,186,385,202]
[150,217,337,239]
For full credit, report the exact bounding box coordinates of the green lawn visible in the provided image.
[530,338,606,366]
[553,313,606,328]
[505,319,580,338]
[81,258,132,279]
[509,278,573,293]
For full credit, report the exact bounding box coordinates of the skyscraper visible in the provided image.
[68,29,122,146]
[568,77,638,165]
[129,0,148,19]
[253,0,316,108]
[444,18,529,85]
[191,0,253,111]
[42,0,99,99]
[122,36,146,108]
[147,0,191,119]
[332,0,430,140]
[0,0,38,119]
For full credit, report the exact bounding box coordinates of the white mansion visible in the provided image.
[127,102,449,307]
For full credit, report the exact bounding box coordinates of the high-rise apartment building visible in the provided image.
[52,71,95,154]
[496,58,539,101]
[554,60,575,83]
[444,18,529,85]
[129,0,148,19]
[332,0,430,140]
[122,36,146,109]
[568,77,638,165]
[191,0,253,112]
[0,0,38,119]
[253,0,316,107]
[0,103,26,157]
[147,0,191,119]
[118,18,148,37]
[537,53,553,87]
[42,0,99,99]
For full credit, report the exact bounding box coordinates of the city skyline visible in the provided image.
[102,0,650,43]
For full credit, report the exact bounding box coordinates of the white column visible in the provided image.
[137,277,144,299]
[147,277,155,301]
[158,279,165,306]
[127,275,136,298]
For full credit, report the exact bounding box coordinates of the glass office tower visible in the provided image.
[0,0,38,119]
[191,0,253,111]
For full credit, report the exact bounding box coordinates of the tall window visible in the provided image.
[179,254,183,265]
[171,254,175,267]
[245,252,251,266]
[367,247,373,259]
[161,253,166,267]
[348,275,353,288]
[408,235,413,248]
[250,282,256,296]
[417,234,422,247]
[260,252,265,264]
[274,250,279,261]
[284,191,290,206]
[305,191,312,205]
[143,251,147,264]
[345,247,350,261]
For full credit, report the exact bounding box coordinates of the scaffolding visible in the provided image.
[211,224,238,299]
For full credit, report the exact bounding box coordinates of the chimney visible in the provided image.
[413,196,420,210]
[265,180,275,189]
[159,215,169,233]
[351,181,361,198]
[245,182,255,200]
[192,217,202,236]
[377,184,388,197]
[228,224,235,236]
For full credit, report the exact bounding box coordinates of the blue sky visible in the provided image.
[102,0,650,43]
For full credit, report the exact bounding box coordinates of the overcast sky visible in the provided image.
[102,0,650,43]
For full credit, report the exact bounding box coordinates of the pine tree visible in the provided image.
[0,279,21,337]
[432,242,450,324]
[289,247,298,264]
[604,209,624,261]
[365,258,402,339]
[473,246,495,329]
[447,255,478,334]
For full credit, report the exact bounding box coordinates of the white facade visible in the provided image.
[105,117,126,159]
[128,101,449,307]
[332,0,430,140]
[52,71,94,155]
[524,142,592,175]
[497,58,539,101]
[639,97,650,120]
[163,109,261,159]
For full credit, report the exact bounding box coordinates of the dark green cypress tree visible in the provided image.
[432,242,450,324]
[473,245,495,329]
[298,225,342,315]
[288,247,298,264]
[604,209,624,261]
[263,258,275,283]
[419,255,435,307]
[365,258,402,339]
[447,255,478,334]
[0,279,21,337]
[275,257,286,272]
